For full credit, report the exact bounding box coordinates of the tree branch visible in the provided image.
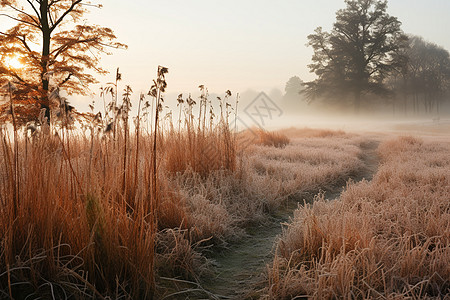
[18,35,40,60]
[50,0,83,33]
[59,73,73,87]
[3,69,29,87]
[48,5,55,28]
[52,37,99,60]
[26,0,41,21]
[6,4,41,27]
[0,14,41,29]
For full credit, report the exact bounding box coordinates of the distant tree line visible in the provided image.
[390,36,450,115]
[286,0,450,115]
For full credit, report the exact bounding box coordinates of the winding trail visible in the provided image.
[203,138,381,299]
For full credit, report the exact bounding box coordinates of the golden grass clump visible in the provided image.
[256,129,290,148]
[163,123,236,177]
[0,131,158,299]
[267,136,450,299]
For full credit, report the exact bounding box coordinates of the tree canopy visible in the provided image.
[0,0,126,125]
[305,0,407,111]
[284,76,304,97]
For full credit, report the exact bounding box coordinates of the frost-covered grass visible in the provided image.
[266,136,450,299]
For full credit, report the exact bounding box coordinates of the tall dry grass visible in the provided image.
[0,127,237,298]
[0,77,240,298]
[267,135,450,299]
[1,73,373,300]
[163,122,236,178]
[0,123,168,298]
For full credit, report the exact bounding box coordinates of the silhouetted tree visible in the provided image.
[305,0,407,112]
[281,76,305,112]
[0,0,126,125]
[284,76,304,99]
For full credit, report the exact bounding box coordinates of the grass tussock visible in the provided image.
[0,132,158,299]
[267,136,450,299]
[256,129,290,148]
[163,123,236,177]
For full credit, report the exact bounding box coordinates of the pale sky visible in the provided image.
[3,0,450,110]
[87,0,450,96]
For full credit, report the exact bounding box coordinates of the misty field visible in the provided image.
[2,0,450,299]
[1,119,448,299]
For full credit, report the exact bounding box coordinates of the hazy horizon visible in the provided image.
[2,0,450,121]
[78,0,450,107]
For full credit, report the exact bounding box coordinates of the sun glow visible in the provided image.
[4,56,24,70]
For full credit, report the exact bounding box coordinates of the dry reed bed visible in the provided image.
[0,126,369,298]
[0,132,158,299]
[267,136,450,299]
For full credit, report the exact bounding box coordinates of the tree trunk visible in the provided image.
[40,0,51,123]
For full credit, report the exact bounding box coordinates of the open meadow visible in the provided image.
[1,0,450,299]
[1,117,448,299]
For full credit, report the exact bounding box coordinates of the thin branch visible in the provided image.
[48,5,55,28]
[59,73,73,86]
[17,35,40,61]
[50,0,82,33]
[79,3,101,8]
[0,14,41,29]
[97,41,126,49]
[6,4,41,27]
[26,0,41,21]
[52,37,99,59]
[5,70,29,87]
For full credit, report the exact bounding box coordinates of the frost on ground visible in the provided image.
[266,136,450,299]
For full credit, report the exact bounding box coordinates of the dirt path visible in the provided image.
[202,139,381,299]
